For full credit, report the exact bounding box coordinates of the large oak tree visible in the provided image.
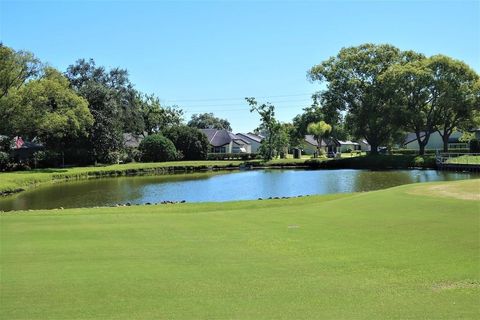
[1,67,93,151]
[308,44,406,154]
[188,113,232,131]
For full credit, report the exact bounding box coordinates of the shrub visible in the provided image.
[206,153,258,160]
[139,134,177,162]
[470,139,480,153]
[413,156,424,167]
[123,147,142,163]
[162,126,209,160]
[0,136,11,152]
[319,154,436,169]
[63,148,94,166]
[0,151,11,171]
[39,150,62,167]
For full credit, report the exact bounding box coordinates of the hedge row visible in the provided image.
[303,155,437,170]
[391,148,471,155]
[207,153,259,160]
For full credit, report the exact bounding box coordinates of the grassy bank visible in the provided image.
[447,155,480,165]
[1,179,478,319]
[310,154,436,169]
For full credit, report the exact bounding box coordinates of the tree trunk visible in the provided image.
[415,131,430,156]
[369,143,378,155]
[316,138,322,158]
[418,143,426,156]
[442,134,449,153]
[439,128,452,153]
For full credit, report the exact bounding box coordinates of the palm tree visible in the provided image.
[307,121,332,156]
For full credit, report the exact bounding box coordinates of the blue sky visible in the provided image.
[1,0,479,133]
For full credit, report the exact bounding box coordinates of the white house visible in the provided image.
[302,135,327,155]
[235,133,264,153]
[358,139,371,152]
[303,136,368,155]
[402,131,467,151]
[326,139,362,153]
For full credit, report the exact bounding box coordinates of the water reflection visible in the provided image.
[0,169,476,211]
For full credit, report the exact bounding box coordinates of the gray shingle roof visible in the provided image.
[200,129,250,147]
[123,133,144,148]
[236,132,264,143]
[305,135,326,147]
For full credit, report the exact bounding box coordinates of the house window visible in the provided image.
[211,146,226,153]
[448,143,468,149]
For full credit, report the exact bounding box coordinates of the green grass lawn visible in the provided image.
[1,179,479,319]
[446,155,480,165]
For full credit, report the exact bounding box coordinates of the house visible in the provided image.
[358,139,371,152]
[402,131,466,151]
[325,139,362,153]
[123,133,144,148]
[472,128,480,140]
[235,132,264,153]
[303,135,367,155]
[10,137,44,162]
[302,135,326,155]
[200,129,251,154]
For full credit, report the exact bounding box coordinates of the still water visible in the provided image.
[0,169,477,211]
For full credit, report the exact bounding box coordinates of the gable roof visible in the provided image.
[123,133,144,148]
[337,140,360,146]
[200,129,250,147]
[236,132,264,143]
[305,135,326,147]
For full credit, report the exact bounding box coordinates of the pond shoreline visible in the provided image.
[0,155,439,198]
[0,164,241,197]
[3,166,475,212]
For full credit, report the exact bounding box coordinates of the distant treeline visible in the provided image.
[0,43,479,170]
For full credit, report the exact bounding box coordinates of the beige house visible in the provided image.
[302,135,327,155]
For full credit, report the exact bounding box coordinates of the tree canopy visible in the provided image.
[140,94,184,135]
[381,54,479,153]
[246,97,289,160]
[307,121,332,155]
[188,113,232,131]
[162,126,209,160]
[0,67,93,151]
[138,134,177,162]
[0,44,41,99]
[309,44,406,154]
[1,41,479,169]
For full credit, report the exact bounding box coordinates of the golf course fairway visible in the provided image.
[1,179,479,319]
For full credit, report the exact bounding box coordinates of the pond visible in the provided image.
[0,169,477,211]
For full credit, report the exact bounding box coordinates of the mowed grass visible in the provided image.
[447,155,480,165]
[1,180,479,319]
